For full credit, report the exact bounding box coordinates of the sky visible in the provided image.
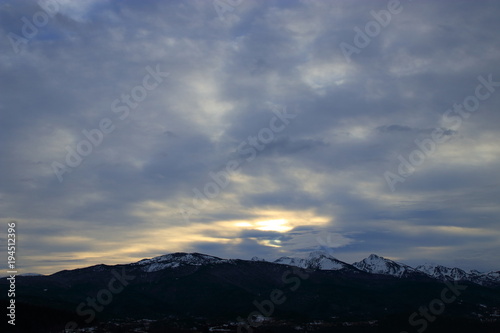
[1,0,500,275]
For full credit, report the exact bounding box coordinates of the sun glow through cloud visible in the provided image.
[255,219,292,232]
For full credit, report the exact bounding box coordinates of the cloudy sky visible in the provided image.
[1,0,500,275]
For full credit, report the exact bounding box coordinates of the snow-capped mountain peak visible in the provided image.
[415,263,468,281]
[414,264,500,286]
[133,252,227,272]
[273,256,308,268]
[306,251,351,270]
[353,254,416,277]
[274,251,350,271]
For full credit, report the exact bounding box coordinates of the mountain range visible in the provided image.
[130,251,499,286]
[2,251,500,333]
[4,251,500,286]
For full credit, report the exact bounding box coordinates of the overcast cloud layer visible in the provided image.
[1,0,500,274]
